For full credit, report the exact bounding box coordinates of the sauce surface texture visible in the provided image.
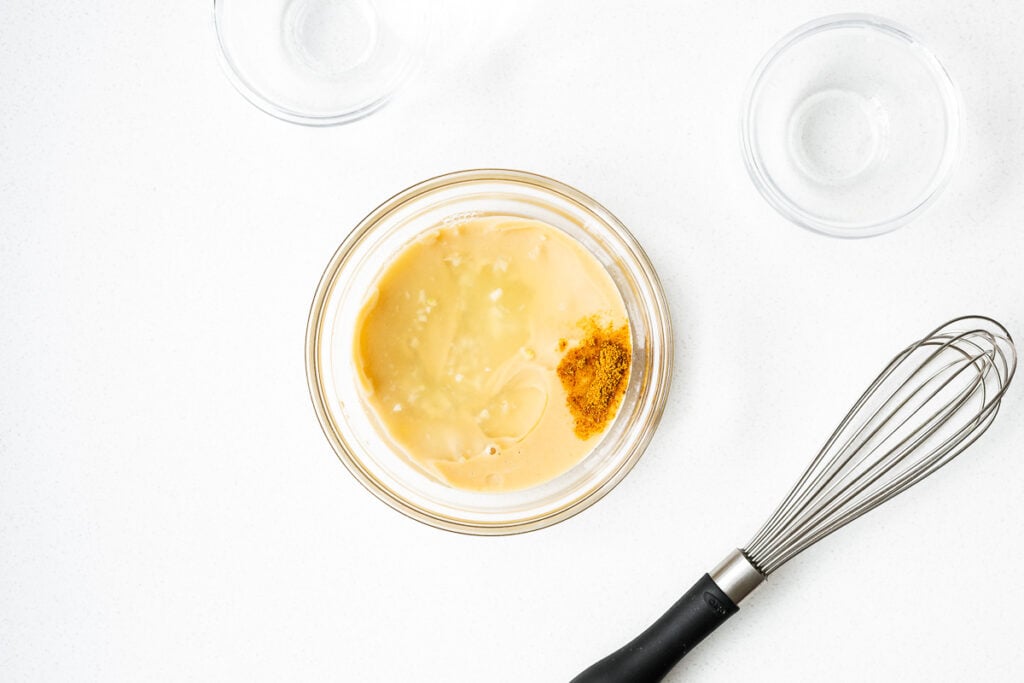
[354,216,630,491]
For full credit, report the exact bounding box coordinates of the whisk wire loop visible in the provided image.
[744,317,1016,575]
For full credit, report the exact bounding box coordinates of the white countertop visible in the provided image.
[2,1,1023,681]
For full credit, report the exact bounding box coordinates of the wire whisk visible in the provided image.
[745,315,1016,575]
[574,316,1017,683]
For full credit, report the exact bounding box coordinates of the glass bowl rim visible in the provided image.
[739,13,963,239]
[211,0,416,127]
[305,168,674,535]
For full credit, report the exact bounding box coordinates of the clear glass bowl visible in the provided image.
[213,0,430,125]
[306,170,673,534]
[741,14,961,237]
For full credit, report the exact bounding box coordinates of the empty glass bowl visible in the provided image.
[741,15,961,237]
[213,0,430,125]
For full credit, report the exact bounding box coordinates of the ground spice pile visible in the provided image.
[556,322,631,439]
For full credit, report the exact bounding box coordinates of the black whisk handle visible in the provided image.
[571,574,738,683]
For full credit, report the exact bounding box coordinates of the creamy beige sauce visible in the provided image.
[354,216,628,491]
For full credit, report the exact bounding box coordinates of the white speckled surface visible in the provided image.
[1,1,1022,681]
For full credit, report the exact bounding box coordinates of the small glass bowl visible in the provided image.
[741,14,961,237]
[306,170,673,534]
[213,0,430,125]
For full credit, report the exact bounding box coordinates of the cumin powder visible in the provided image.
[556,323,631,439]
